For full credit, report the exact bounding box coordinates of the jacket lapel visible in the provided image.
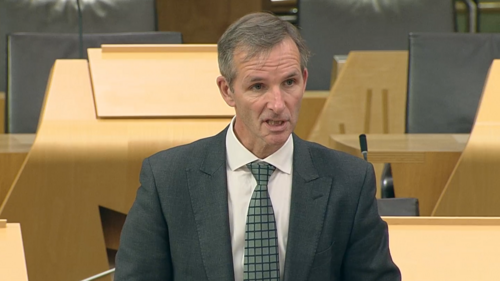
[284,135,333,281]
[187,128,235,281]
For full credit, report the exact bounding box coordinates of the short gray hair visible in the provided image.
[217,12,310,89]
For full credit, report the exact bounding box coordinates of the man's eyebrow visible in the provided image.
[284,71,300,79]
[244,71,300,84]
[245,76,265,83]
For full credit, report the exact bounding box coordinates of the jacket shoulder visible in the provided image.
[297,138,371,176]
[145,131,224,172]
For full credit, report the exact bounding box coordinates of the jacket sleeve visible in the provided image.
[114,158,173,281]
[341,164,401,281]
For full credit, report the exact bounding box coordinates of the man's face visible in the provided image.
[217,37,308,158]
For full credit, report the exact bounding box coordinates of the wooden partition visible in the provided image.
[331,60,500,216]
[295,90,329,139]
[0,45,233,281]
[433,60,500,216]
[310,51,408,195]
[0,220,29,281]
[384,217,500,280]
[309,51,408,145]
[0,135,33,205]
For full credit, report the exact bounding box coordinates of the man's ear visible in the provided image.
[217,76,235,107]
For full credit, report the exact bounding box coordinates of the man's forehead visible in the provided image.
[233,45,271,66]
[233,37,298,63]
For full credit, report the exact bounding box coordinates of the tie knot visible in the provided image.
[246,161,276,185]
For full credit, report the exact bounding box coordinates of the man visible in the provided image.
[115,12,400,281]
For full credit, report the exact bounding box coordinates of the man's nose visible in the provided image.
[267,87,285,113]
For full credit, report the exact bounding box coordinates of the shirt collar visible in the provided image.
[226,116,293,174]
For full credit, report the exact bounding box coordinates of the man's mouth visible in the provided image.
[267,120,284,126]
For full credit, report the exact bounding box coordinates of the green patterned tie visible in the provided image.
[244,161,280,281]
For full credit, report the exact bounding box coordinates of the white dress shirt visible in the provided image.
[225,117,293,281]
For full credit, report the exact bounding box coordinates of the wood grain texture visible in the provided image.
[89,45,233,117]
[309,51,408,146]
[383,217,500,281]
[434,60,500,216]
[0,59,232,281]
[0,135,33,205]
[309,52,408,195]
[330,134,466,215]
[391,153,460,216]
[156,0,263,43]
[294,90,329,139]
[0,223,29,281]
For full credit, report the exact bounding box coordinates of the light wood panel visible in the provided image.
[309,51,408,145]
[89,44,233,117]
[294,90,329,139]
[0,57,232,281]
[383,217,500,281]
[309,51,408,196]
[330,134,467,215]
[391,153,461,216]
[330,55,347,88]
[0,222,29,281]
[434,60,500,216]
[0,134,33,204]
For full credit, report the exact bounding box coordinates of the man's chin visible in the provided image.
[265,132,291,146]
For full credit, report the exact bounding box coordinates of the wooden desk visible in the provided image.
[330,134,468,215]
[0,221,29,281]
[0,134,34,204]
[384,217,500,281]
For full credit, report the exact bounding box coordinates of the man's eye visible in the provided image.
[252,83,263,90]
[284,79,295,86]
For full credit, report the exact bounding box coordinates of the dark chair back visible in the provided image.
[407,32,500,133]
[299,0,455,90]
[0,0,157,93]
[6,32,182,133]
[382,32,500,198]
[377,198,419,216]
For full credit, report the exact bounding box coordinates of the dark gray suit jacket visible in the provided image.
[115,128,401,280]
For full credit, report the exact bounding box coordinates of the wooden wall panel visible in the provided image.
[156,0,263,43]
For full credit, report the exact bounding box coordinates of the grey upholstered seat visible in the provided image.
[0,0,157,93]
[406,32,500,134]
[382,32,500,198]
[377,198,419,216]
[299,0,455,90]
[6,32,182,133]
